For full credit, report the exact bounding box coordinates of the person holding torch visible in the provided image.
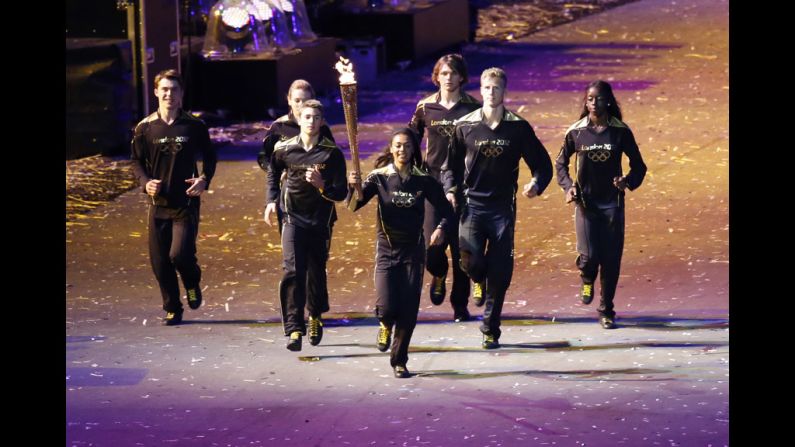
[347,128,455,378]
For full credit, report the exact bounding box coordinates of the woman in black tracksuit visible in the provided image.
[347,128,454,378]
[555,80,647,329]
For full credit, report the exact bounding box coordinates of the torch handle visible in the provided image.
[340,83,361,174]
[344,114,360,174]
[350,145,361,174]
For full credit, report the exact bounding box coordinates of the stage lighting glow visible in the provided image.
[221,7,250,28]
[202,0,279,59]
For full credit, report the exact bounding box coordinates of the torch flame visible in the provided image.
[334,56,360,174]
[335,56,356,85]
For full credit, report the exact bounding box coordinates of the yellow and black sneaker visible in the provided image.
[377,321,392,352]
[186,287,203,310]
[472,281,486,307]
[286,331,303,351]
[393,364,410,379]
[164,310,183,326]
[581,283,594,305]
[600,316,616,330]
[308,316,323,346]
[482,333,499,350]
[430,275,446,305]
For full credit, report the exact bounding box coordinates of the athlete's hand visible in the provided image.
[565,187,578,204]
[613,176,628,191]
[348,171,363,197]
[348,170,362,185]
[306,166,324,189]
[430,228,445,246]
[522,181,539,199]
[185,177,207,196]
[145,179,161,196]
[264,202,277,227]
[446,192,457,209]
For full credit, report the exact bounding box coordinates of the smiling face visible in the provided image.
[155,78,183,112]
[390,133,415,169]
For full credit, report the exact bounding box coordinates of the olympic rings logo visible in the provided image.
[586,149,611,162]
[158,142,183,154]
[391,192,417,208]
[435,125,455,137]
[479,144,503,158]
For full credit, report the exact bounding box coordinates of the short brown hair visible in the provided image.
[287,79,316,100]
[154,69,183,89]
[298,99,324,116]
[480,67,507,88]
[432,53,468,88]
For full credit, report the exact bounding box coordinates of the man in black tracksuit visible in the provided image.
[258,114,335,178]
[408,53,481,322]
[257,80,336,328]
[444,68,553,349]
[131,69,217,326]
[265,100,347,351]
[555,80,646,329]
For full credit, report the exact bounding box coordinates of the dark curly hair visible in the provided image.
[374,128,422,169]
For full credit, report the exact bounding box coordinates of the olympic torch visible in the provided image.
[335,57,361,176]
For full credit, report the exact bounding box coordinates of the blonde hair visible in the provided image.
[480,67,507,88]
[287,79,316,100]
